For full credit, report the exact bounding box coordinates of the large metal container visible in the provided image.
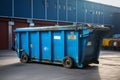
[14,25,109,68]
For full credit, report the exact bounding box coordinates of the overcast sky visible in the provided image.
[87,0,120,7]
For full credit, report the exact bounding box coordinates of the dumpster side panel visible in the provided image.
[21,32,29,56]
[53,31,64,62]
[30,32,40,61]
[15,33,20,58]
[41,32,51,61]
[66,31,79,63]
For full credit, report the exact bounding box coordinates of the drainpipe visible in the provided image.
[8,21,14,49]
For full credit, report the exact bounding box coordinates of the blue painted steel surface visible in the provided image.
[77,0,85,23]
[30,32,40,60]
[66,31,79,63]
[85,1,93,23]
[15,33,20,58]
[14,0,31,18]
[15,27,93,67]
[47,0,57,20]
[93,3,99,24]
[52,31,64,62]
[104,6,113,25]
[0,0,12,16]
[59,0,66,21]
[0,0,120,25]
[33,0,45,19]
[113,13,120,34]
[21,32,29,56]
[67,0,76,22]
[0,0,119,33]
[98,4,104,24]
[14,25,106,68]
[41,32,51,60]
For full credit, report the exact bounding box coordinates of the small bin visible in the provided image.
[14,25,110,68]
[102,39,111,48]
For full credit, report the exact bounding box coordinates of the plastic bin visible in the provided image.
[14,25,109,68]
[83,26,110,65]
[102,39,111,48]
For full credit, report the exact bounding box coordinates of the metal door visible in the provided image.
[0,21,8,49]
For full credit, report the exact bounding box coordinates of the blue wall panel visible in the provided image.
[33,0,45,19]
[93,3,99,24]
[98,4,104,24]
[103,5,107,24]
[84,1,93,23]
[113,13,120,34]
[14,0,31,18]
[114,7,120,13]
[104,6,113,25]
[59,0,66,21]
[47,0,57,20]
[77,0,85,23]
[109,6,115,25]
[1,0,120,31]
[0,0,12,16]
[67,0,76,22]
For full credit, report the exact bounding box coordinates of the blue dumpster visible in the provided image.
[14,25,109,68]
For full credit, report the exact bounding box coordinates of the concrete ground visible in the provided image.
[0,50,120,80]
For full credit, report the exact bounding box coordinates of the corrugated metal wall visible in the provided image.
[0,0,120,25]
[14,0,31,18]
[77,0,85,23]
[0,0,12,17]
[33,0,45,19]
[59,0,66,21]
[113,13,120,34]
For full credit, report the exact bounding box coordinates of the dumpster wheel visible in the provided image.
[63,56,74,68]
[20,52,29,63]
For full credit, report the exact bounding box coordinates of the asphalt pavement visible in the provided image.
[0,50,120,80]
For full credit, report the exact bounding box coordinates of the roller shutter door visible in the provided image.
[0,21,8,50]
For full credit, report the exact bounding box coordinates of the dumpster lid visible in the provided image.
[14,25,87,32]
[14,24,110,33]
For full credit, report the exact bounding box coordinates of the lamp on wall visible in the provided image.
[27,19,35,27]
[29,22,35,27]
[9,21,14,26]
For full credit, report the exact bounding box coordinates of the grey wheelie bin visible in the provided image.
[83,24,110,66]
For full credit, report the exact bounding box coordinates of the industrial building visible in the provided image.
[0,0,120,80]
